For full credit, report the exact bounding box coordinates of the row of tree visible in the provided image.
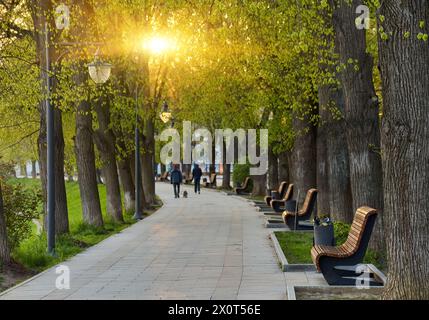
[0,0,428,299]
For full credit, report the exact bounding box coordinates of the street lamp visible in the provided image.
[45,22,111,255]
[88,52,112,84]
[160,101,172,124]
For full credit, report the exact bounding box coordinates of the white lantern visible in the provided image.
[160,101,172,124]
[88,58,112,84]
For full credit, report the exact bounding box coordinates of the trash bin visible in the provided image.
[314,223,335,246]
[271,191,280,200]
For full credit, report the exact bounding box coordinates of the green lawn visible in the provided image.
[275,232,314,264]
[6,178,138,271]
[275,230,386,270]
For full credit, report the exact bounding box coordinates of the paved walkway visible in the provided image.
[0,183,323,300]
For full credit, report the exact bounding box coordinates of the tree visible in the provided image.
[94,94,124,223]
[329,0,384,249]
[71,0,103,227]
[0,180,11,266]
[377,0,429,299]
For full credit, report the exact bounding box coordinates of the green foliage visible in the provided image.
[9,178,135,271]
[1,182,42,251]
[334,221,351,245]
[232,164,250,187]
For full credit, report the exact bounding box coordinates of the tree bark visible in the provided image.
[288,116,317,205]
[141,121,156,205]
[222,140,231,189]
[267,147,279,191]
[74,96,104,227]
[31,160,37,179]
[316,106,330,216]
[378,0,429,300]
[251,174,267,196]
[94,98,123,223]
[318,56,353,222]
[330,0,384,251]
[118,156,135,214]
[277,151,289,183]
[0,181,11,265]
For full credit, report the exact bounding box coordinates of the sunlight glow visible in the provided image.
[143,36,176,55]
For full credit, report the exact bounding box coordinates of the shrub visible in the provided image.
[334,221,351,245]
[2,182,42,250]
[232,164,252,189]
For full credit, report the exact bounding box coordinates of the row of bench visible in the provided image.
[235,177,380,286]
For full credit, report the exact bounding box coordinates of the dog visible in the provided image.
[183,190,188,198]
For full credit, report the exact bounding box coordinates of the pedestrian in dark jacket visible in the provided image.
[170,164,183,198]
[192,164,203,194]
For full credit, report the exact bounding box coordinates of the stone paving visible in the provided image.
[0,182,325,300]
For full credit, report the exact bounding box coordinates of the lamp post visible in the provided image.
[133,86,143,220]
[160,101,172,124]
[45,23,112,255]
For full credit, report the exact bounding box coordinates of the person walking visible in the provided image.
[192,164,203,194]
[170,164,183,198]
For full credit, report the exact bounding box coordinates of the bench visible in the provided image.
[159,171,169,182]
[264,181,288,206]
[270,184,294,212]
[311,207,380,286]
[203,173,217,188]
[235,177,251,195]
[282,188,318,230]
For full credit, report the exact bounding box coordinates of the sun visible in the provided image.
[143,36,175,55]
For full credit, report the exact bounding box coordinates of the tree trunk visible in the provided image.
[251,174,267,196]
[118,156,135,214]
[31,0,69,235]
[129,154,148,210]
[141,121,156,205]
[330,0,384,251]
[326,98,353,223]
[222,140,231,189]
[289,116,317,206]
[94,98,123,223]
[210,142,216,174]
[378,0,429,300]
[31,160,37,179]
[267,147,279,191]
[318,68,353,222]
[74,96,103,227]
[278,151,289,183]
[0,181,11,265]
[316,108,330,217]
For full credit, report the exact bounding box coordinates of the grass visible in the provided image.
[6,178,139,272]
[275,232,314,264]
[275,229,386,270]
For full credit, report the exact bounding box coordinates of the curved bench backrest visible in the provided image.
[299,188,318,218]
[342,207,378,259]
[278,182,288,198]
[283,184,294,201]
